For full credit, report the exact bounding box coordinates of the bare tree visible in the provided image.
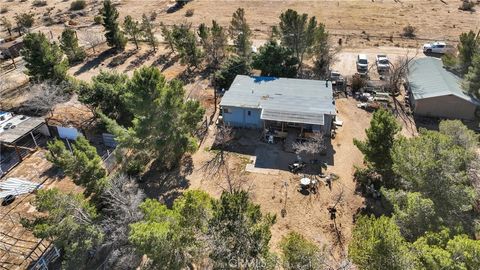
[202,125,251,192]
[384,53,417,112]
[97,174,145,269]
[385,53,417,95]
[82,30,105,54]
[20,81,71,116]
[202,124,233,178]
[292,132,325,162]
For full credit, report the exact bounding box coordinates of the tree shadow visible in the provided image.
[40,165,65,182]
[108,49,137,68]
[74,48,116,76]
[153,52,177,71]
[138,156,193,207]
[126,50,155,71]
[175,66,213,85]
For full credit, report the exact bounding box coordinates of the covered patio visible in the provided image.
[0,115,49,176]
[261,107,330,146]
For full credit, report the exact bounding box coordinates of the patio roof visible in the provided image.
[261,108,325,125]
[0,116,45,144]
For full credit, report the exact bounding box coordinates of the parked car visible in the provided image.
[356,54,369,74]
[423,41,447,54]
[330,70,343,82]
[376,54,390,72]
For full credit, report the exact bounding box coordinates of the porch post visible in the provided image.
[14,143,22,161]
[30,132,38,148]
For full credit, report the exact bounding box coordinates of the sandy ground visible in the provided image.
[1,0,479,49]
[186,97,370,262]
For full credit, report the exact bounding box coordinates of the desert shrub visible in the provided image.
[402,25,416,38]
[42,15,54,25]
[20,0,28,2]
[185,8,194,17]
[459,0,475,11]
[0,7,8,14]
[93,15,102,24]
[150,11,157,21]
[32,0,48,6]
[70,0,86,10]
[351,74,367,92]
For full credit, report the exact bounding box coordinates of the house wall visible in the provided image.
[222,106,262,128]
[413,94,477,120]
[37,124,51,137]
[322,114,334,135]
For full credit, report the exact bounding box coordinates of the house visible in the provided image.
[407,58,480,120]
[220,75,336,135]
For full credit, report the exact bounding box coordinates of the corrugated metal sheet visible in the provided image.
[261,109,325,125]
[220,75,336,124]
[408,58,480,105]
[0,178,42,198]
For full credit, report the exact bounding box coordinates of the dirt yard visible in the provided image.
[186,97,371,261]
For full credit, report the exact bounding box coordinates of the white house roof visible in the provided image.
[220,75,336,126]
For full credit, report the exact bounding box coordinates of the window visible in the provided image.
[247,110,251,116]
[223,108,230,114]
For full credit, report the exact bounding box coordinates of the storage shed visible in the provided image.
[220,75,336,134]
[408,58,480,120]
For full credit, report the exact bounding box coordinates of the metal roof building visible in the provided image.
[408,58,480,120]
[0,115,46,144]
[220,75,336,131]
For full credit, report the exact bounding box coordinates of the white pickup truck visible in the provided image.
[376,54,390,73]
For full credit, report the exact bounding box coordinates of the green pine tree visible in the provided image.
[103,66,204,170]
[21,188,103,269]
[47,136,108,197]
[60,28,86,64]
[463,53,480,99]
[353,109,400,185]
[141,14,157,52]
[100,0,127,51]
[280,232,325,270]
[21,32,69,81]
[229,8,252,59]
[208,190,276,268]
[123,15,141,49]
[252,40,299,77]
[213,56,251,90]
[348,215,417,270]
